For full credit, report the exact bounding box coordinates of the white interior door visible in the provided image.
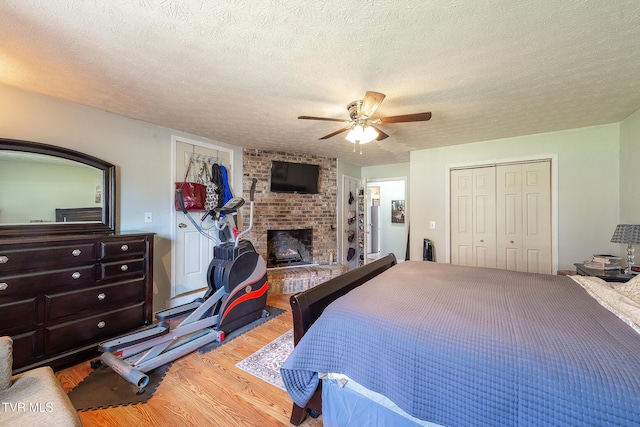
[521,161,551,273]
[472,167,497,268]
[171,138,233,305]
[450,168,474,266]
[451,160,551,273]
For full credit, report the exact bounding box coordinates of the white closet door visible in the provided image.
[521,161,552,273]
[496,161,551,273]
[496,164,523,271]
[450,167,496,267]
[451,160,551,273]
[450,169,473,266]
[472,167,497,268]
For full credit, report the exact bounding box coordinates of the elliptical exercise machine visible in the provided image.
[98,178,268,389]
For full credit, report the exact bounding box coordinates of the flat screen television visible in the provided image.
[270,161,319,194]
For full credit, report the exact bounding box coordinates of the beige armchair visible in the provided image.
[0,336,82,426]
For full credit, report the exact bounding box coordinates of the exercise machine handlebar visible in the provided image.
[235,178,257,245]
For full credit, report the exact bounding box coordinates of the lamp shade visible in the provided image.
[610,224,640,244]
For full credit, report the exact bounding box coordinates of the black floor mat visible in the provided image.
[68,305,285,411]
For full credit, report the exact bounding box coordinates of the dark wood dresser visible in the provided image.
[0,232,154,373]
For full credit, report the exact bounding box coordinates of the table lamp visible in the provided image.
[610,224,640,274]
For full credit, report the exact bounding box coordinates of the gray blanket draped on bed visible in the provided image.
[281,261,640,426]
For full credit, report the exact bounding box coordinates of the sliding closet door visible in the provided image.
[496,161,551,273]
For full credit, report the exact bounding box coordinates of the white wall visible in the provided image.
[409,124,621,271]
[0,83,244,311]
[620,109,640,223]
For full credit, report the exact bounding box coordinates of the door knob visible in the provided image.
[178,223,187,228]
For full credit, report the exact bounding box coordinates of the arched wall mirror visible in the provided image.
[0,138,116,237]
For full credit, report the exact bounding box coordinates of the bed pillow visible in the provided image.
[614,274,640,304]
[0,336,13,390]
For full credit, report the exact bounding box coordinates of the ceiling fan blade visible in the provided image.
[378,112,432,124]
[319,127,350,140]
[370,126,389,141]
[298,115,348,122]
[360,91,386,117]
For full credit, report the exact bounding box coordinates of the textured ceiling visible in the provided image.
[1,0,639,166]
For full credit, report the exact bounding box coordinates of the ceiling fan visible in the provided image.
[298,91,432,153]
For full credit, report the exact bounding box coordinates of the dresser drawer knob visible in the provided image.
[0,283,7,291]
[72,249,82,257]
[71,272,81,279]
[97,321,106,329]
[120,264,129,272]
[0,255,8,264]
[121,244,129,251]
[97,293,106,300]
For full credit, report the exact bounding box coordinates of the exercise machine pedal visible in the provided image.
[98,321,170,352]
[155,299,204,321]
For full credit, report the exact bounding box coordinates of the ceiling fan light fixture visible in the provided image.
[345,124,378,144]
[362,125,378,143]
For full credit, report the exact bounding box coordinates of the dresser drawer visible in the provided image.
[11,330,41,369]
[0,298,39,334]
[100,239,147,259]
[0,265,96,298]
[100,259,144,280]
[46,278,146,321]
[45,303,147,354]
[0,243,95,273]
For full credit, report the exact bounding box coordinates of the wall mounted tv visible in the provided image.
[270,161,319,194]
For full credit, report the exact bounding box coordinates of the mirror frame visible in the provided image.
[0,138,116,237]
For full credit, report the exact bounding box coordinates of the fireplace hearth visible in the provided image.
[267,228,313,268]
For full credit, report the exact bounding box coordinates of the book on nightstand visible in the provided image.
[584,254,621,270]
[630,264,640,275]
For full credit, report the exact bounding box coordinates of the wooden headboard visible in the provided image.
[288,253,398,425]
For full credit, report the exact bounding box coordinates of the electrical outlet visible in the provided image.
[144,212,152,223]
[429,221,436,229]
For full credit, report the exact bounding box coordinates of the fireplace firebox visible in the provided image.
[267,228,313,268]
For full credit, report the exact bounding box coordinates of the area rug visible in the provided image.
[236,329,293,390]
[69,305,285,411]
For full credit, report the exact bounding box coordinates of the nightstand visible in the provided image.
[574,263,635,282]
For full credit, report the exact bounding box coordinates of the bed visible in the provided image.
[281,254,640,426]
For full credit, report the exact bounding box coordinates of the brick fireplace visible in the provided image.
[243,148,338,277]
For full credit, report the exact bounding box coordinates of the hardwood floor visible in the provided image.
[55,294,323,426]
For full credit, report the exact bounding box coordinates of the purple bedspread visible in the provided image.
[281,261,640,426]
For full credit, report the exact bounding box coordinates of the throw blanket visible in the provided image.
[281,262,640,426]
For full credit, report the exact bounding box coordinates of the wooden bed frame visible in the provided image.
[288,253,398,425]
